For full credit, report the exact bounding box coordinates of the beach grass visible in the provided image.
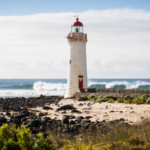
[47,119,150,150]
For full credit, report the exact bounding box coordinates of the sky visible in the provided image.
[0,0,150,78]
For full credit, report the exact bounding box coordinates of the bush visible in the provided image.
[141,94,149,98]
[146,98,150,104]
[117,98,124,103]
[132,98,142,104]
[125,99,132,104]
[124,95,134,100]
[0,124,53,150]
[103,95,114,99]
[108,99,115,103]
[96,96,106,102]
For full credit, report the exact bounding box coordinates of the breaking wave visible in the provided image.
[1,80,150,98]
[88,80,150,90]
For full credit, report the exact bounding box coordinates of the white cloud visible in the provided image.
[0,9,150,78]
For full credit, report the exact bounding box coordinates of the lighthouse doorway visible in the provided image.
[79,76,83,88]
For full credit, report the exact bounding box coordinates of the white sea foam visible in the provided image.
[1,80,150,98]
[0,81,67,98]
[33,81,67,91]
[0,90,66,98]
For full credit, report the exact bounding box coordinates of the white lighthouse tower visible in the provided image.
[65,17,88,98]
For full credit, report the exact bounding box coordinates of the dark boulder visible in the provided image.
[85,116,92,119]
[6,112,11,117]
[76,116,84,120]
[71,109,81,114]
[56,105,75,111]
[14,112,30,119]
[31,120,41,127]
[62,116,69,124]
[38,113,45,116]
[39,125,46,132]
[43,106,53,110]
[70,120,76,124]
[0,117,7,123]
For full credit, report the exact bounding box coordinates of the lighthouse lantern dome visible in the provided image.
[71,18,83,33]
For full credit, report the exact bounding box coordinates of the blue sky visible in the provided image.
[0,0,150,15]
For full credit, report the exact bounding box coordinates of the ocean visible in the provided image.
[0,79,150,98]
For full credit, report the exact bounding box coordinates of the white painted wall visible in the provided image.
[65,37,88,98]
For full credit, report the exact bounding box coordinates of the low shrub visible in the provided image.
[125,99,132,104]
[0,124,53,150]
[124,95,134,100]
[103,95,114,99]
[117,98,124,103]
[108,99,115,103]
[146,98,150,104]
[132,98,142,104]
[96,96,106,102]
[141,94,150,98]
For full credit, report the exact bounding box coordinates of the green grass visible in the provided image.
[48,120,150,150]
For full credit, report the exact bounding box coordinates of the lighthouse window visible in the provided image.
[76,28,79,32]
[71,26,83,33]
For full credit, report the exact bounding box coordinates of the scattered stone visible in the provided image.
[56,105,75,111]
[43,106,53,110]
[71,109,81,114]
[110,111,114,113]
[76,116,84,120]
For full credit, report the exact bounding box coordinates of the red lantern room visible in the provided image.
[71,18,83,33]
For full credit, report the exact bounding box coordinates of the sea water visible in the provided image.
[0,79,150,98]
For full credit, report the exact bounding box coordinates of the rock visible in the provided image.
[71,109,81,114]
[2,106,9,110]
[85,116,92,119]
[38,113,45,116]
[62,116,69,124]
[20,110,29,115]
[70,124,77,132]
[70,120,76,124]
[76,124,81,128]
[78,97,88,101]
[63,127,70,134]
[78,103,83,106]
[6,112,11,117]
[31,129,39,134]
[69,116,75,119]
[56,105,75,111]
[31,120,41,127]
[81,119,91,125]
[39,125,46,132]
[110,110,114,113]
[43,106,53,110]
[83,123,91,129]
[76,116,84,120]
[14,113,28,119]
[11,118,21,125]
[0,117,7,123]
[120,118,125,121]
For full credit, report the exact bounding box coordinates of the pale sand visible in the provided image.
[30,99,150,124]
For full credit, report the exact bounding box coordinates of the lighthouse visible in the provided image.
[65,17,88,98]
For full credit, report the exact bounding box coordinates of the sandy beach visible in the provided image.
[29,98,150,124]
